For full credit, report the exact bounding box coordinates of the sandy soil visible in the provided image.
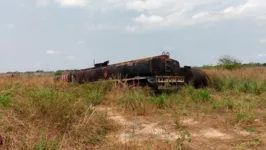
[95,106,265,150]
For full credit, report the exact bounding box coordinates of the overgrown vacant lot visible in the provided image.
[0,67,266,150]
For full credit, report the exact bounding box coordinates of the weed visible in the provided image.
[176,128,192,150]
[210,75,224,91]
[33,136,60,150]
[0,91,13,107]
[235,101,256,123]
[223,96,235,111]
[150,94,168,108]
[118,88,150,115]
[236,139,261,150]
[0,67,266,149]
[248,127,255,133]
[190,89,211,103]
[212,100,221,110]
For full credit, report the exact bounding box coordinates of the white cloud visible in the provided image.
[107,0,266,31]
[46,50,58,54]
[260,38,266,43]
[125,25,138,33]
[55,0,89,7]
[85,23,117,31]
[192,12,210,20]
[220,0,259,19]
[222,7,234,14]
[64,56,76,61]
[134,14,164,24]
[126,0,163,11]
[35,0,266,32]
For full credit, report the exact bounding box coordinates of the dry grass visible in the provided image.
[0,67,266,149]
[204,67,266,93]
[0,75,116,149]
[203,67,266,81]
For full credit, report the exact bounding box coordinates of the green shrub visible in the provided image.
[217,55,242,70]
[119,89,146,112]
[0,95,11,107]
[209,75,224,91]
[54,70,63,76]
[224,77,238,90]
[150,94,168,108]
[234,101,256,123]
[0,91,14,107]
[212,100,221,110]
[223,96,235,110]
[190,89,211,103]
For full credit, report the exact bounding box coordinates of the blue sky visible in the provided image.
[0,0,266,72]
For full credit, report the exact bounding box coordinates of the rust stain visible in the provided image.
[104,71,108,78]
[112,55,170,67]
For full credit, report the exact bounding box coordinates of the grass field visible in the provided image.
[0,67,266,150]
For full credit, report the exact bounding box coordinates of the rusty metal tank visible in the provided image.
[70,54,182,84]
[178,66,209,88]
[54,53,209,91]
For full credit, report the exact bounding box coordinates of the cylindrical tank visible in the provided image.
[190,68,209,88]
[68,55,181,83]
[178,67,209,88]
[53,54,211,91]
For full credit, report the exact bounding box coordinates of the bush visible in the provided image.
[0,91,14,107]
[54,70,63,76]
[190,89,211,103]
[217,55,242,70]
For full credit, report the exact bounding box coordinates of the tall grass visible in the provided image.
[204,67,266,94]
[0,75,115,149]
[0,67,265,149]
[104,67,265,127]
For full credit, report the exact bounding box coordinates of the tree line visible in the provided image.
[202,55,266,70]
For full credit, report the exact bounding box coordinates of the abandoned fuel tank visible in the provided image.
[67,54,182,83]
[179,66,209,88]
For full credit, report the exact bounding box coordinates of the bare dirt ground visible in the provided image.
[95,106,266,150]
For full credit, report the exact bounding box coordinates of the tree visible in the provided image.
[217,55,242,70]
[54,70,63,76]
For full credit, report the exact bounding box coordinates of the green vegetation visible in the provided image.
[54,70,63,76]
[0,65,266,149]
[202,55,266,70]
[217,55,242,70]
[0,77,115,149]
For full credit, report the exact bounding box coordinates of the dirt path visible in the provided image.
[95,106,182,144]
[95,106,265,150]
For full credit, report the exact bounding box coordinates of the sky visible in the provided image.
[0,0,266,73]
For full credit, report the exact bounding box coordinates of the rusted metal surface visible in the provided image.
[67,54,180,82]
[111,54,170,67]
[54,53,209,91]
[178,67,209,88]
[54,72,70,82]
[189,68,209,88]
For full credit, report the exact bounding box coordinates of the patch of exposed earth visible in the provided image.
[95,106,182,144]
[94,106,265,149]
